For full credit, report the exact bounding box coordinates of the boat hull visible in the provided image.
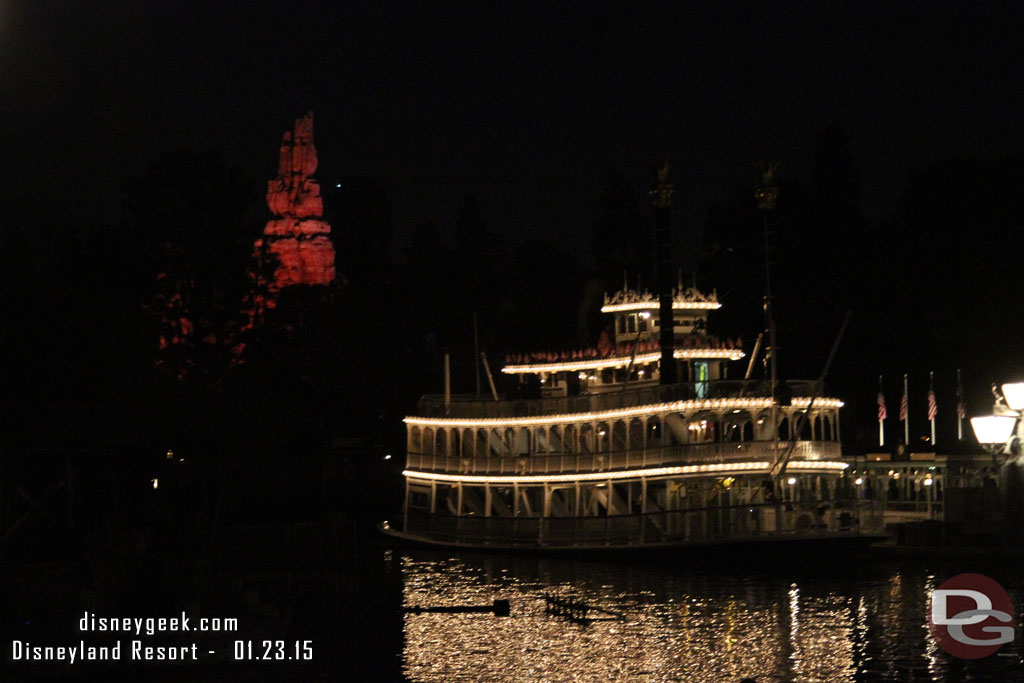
[379,520,888,555]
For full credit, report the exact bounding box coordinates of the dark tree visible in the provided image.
[323,176,393,288]
[125,149,260,383]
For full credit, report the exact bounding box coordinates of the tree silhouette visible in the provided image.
[125,149,260,383]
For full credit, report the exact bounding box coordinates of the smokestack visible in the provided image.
[650,162,676,385]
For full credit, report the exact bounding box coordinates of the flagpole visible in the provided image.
[903,373,910,446]
[929,370,936,447]
[956,368,964,441]
[878,374,885,447]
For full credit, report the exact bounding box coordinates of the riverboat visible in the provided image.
[382,283,886,551]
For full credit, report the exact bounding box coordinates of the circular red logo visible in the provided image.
[928,573,1015,659]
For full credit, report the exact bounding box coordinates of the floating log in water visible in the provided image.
[404,599,510,617]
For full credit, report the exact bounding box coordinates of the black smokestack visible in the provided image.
[651,162,676,385]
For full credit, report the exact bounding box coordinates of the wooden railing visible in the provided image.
[415,380,827,419]
[405,441,843,475]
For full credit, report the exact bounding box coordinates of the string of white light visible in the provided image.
[405,397,844,428]
[502,348,744,374]
[600,301,721,312]
[403,460,849,484]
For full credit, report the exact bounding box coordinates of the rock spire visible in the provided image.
[254,111,336,289]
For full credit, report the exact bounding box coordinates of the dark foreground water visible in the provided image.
[395,547,1024,683]
[6,535,1024,682]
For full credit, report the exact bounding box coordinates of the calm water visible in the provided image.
[394,548,1024,682]
[7,538,1024,681]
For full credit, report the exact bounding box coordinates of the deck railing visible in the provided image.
[405,440,842,475]
[415,380,827,419]
[404,499,884,548]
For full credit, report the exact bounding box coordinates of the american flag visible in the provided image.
[928,389,938,421]
[877,392,887,421]
[899,388,908,422]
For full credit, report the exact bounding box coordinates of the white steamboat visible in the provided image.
[383,285,883,550]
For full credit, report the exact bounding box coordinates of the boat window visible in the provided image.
[628,418,644,450]
[515,427,531,456]
[688,418,717,443]
[723,410,751,443]
[533,427,548,454]
[548,425,562,453]
[694,361,709,398]
[728,424,741,442]
[777,418,790,441]
[798,413,812,440]
[436,484,456,515]
[596,422,611,452]
[409,488,430,510]
[563,425,577,453]
[612,420,628,451]
[578,424,593,453]
[647,418,662,446]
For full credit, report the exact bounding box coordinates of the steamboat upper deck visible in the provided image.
[405,380,845,478]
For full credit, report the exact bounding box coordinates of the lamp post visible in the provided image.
[970,415,1016,465]
[922,472,934,518]
[977,383,1024,544]
[1000,382,1024,412]
[968,382,1024,463]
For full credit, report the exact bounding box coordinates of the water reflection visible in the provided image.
[400,552,1024,682]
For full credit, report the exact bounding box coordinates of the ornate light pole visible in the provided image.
[971,382,1024,465]
[651,162,676,386]
[755,163,779,398]
[756,164,783,480]
[973,383,1024,543]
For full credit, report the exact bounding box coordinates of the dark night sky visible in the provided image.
[4,1,1022,250]
[3,1,1024,448]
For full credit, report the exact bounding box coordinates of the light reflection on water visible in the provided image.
[399,551,1024,682]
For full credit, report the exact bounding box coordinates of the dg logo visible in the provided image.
[929,573,1016,659]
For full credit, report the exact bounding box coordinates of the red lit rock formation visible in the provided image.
[255,112,336,289]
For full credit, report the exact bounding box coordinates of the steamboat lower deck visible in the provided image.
[385,381,886,550]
